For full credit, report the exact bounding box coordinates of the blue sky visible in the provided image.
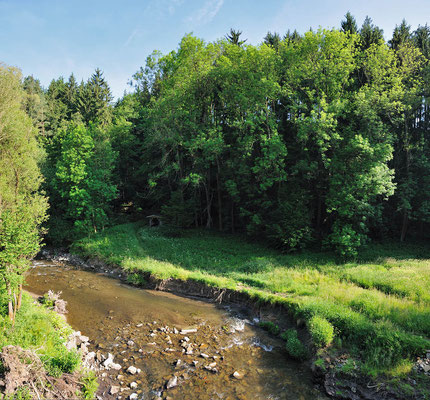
[1,0,430,98]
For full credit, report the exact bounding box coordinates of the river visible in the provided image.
[25,259,327,400]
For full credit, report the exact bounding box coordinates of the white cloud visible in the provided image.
[185,0,224,26]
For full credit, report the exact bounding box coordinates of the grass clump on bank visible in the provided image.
[72,221,430,375]
[0,293,80,376]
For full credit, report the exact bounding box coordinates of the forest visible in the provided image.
[1,12,430,398]
[14,14,430,260]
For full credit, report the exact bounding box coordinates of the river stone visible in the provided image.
[110,386,120,395]
[130,382,138,389]
[127,366,138,375]
[78,335,89,344]
[232,371,243,379]
[166,375,178,389]
[180,329,197,334]
[129,394,138,400]
[103,353,115,368]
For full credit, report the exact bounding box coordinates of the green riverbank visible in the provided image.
[0,293,97,399]
[72,221,430,396]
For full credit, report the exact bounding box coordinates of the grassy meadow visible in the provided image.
[73,221,430,377]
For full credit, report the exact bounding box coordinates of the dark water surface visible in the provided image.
[25,260,327,400]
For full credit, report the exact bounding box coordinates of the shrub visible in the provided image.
[259,321,280,336]
[283,329,307,360]
[308,315,334,348]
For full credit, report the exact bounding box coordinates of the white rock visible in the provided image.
[102,353,115,369]
[166,375,178,389]
[111,363,122,370]
[130,382,138,389]
[110,386,120,395]
[127,340,135,346]
[186,345,193,355]
[127,366,138,375]
[129,394,138,400]
[200,353,209,359]
[233,371,242,379]
[180,328,197,334]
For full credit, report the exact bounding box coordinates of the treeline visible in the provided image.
[23,14,430,257]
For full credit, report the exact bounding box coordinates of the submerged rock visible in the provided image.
[166,375,178,389]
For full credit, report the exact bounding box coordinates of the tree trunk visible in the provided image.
[400,211,408,242]
[400,119,410,242]
[17,283,22,311]
[231,200,235,233]
[7,283,14,322]
[204,180,213,229]
[216,158,222,231]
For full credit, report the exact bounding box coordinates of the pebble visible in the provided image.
[127,340,135,346]
[201,353,209,359]
[166,375,178,389]
[129,394,138,400]
[180,328,197,334]
[127,366,138,375]
[110,386,120,395]
[130,382,138,389]
[186,345,193,355]
[233,371,242,379]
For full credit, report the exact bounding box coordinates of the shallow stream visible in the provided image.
[25,260,326,400]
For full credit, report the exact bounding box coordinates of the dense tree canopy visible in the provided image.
[16,13,430,257]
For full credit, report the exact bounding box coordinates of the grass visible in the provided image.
[0,293,81,377]
[72,221,430,375]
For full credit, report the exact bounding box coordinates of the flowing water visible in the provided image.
[25,260,327,400]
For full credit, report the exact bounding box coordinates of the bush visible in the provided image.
[283,329,307,360]
[308,315,334,348]
[259,321,280,336]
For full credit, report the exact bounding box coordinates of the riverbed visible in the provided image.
[25,260,326,400]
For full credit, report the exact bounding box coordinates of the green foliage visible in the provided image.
[43,349,81,377]
[80,371,99,400]
[0,63,48,321]
[0,294,80,376]
[4,387,32,400]
[258,321,280,336]
[46,123,117,239]
[308,315,334,348]
[283,329,308,360]
[126,272,147,286]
